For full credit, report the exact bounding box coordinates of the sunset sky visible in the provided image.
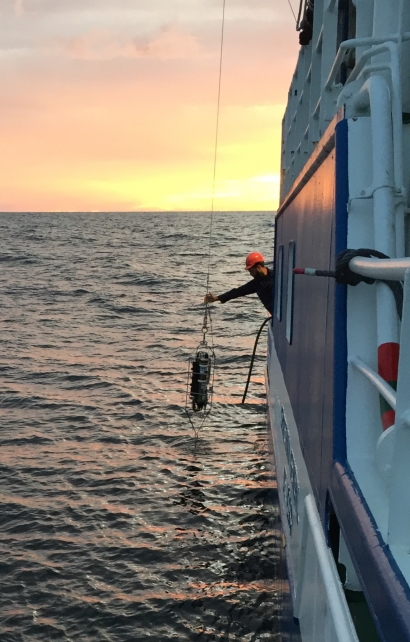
[0,0,299,212]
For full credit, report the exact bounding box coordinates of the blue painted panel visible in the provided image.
[276,244,284,321]
[273,147,337,520]
[333,119,348,463]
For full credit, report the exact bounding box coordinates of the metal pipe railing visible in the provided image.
[350,358,397,411]
[350,257,410,281]
[282,29,409,210]
[294,495,360,641]
[324,32,410,92]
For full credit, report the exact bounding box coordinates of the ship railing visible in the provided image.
[326,29,409,103]
[294,494,360,641]
[326,34,408,420]
[324,33,410,94]
[350,358,397,413]
[282,31,410,200]
[349,258,410,411]
[349,256,410,281]
[321,33,409,193]
[334,37,408,192]
[349,267,410,555]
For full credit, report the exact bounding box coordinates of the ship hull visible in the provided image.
[267,112,410,642]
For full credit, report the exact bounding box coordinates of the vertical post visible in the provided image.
[372,0,401,39]
[387,270,410,549]
[354,75,400,431]
[370,77,400,430]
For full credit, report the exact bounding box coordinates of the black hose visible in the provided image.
[241,317,271,404]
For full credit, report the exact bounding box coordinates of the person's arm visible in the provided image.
[204,292,220,303]
[204,279,258,305]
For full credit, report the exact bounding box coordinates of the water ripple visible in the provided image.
[0,212,295,642]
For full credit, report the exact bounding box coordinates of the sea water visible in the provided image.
[0,212,289,641]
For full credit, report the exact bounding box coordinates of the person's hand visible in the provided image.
[204,292,219,303]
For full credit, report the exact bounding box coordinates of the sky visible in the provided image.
[0,0,299,212]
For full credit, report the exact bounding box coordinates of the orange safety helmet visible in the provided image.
[245,251,265,270]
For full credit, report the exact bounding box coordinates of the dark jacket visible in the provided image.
[218,267,273,314]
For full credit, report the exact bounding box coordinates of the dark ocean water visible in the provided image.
[0,212,290,642]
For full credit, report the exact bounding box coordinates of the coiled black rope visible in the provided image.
[335,248,403,320]
[241,317,271,404]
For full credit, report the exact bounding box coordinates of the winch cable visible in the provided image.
[241,317,271,404]
[286,0,297,23]
[205,0,227,301]
[199,0,227,383]
[184,0,226,436]
[200,0,227,346]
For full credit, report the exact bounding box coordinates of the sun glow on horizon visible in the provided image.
[0,2,297,213]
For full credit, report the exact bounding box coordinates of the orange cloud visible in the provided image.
[0,1,299,212]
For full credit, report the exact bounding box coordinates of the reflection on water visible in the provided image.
[0,212,294,641]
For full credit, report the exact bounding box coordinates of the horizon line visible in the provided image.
[0,210,277,215]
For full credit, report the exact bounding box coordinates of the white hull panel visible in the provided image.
[266,326,358,642]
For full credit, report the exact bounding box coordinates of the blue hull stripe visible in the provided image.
[331,462,410,642]
[333,118,348,463]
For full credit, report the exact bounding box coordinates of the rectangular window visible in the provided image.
[276,244,284,320]
[286,241,295,344]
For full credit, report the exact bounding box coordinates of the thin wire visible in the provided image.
[286,0,297,23]
[186,2,225,438]
[205,0,227,296]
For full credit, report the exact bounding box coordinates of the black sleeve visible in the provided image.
[218,279,258,304]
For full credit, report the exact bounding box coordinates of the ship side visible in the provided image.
[267,1,410,641]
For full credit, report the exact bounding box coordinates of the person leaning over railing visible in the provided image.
[204,252,273,315]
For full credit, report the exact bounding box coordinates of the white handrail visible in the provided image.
[350,358,397,411]
[324,32,410,92]
[337,44,390,89]
[350,257,410,281]
[302,495,360,642]
[282,29,409,198]
[336,40,403,194]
